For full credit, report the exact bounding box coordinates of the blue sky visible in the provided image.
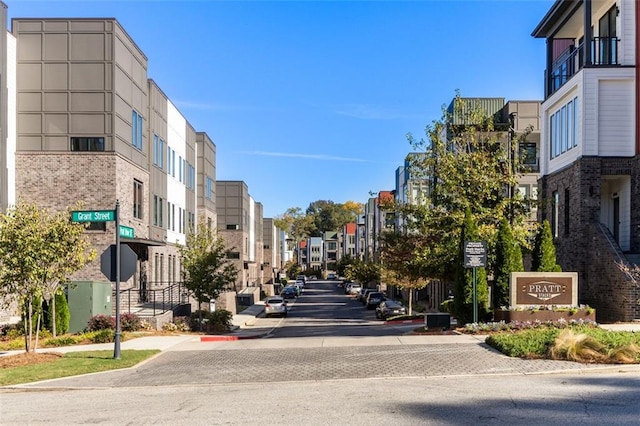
[8,0,554,218]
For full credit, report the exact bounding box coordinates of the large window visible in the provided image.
[549,97,578,159]
[153,195,164,227]
[71,137,104,151]
[132,110,143,150]
[205,177,214,200]
[153,135,165,169]
[167,146,175,177]
[133,180,143,219]
[552,191,559,238]
[187,164,195,190]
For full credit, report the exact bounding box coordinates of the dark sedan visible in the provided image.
[376,300,407,320]
[280,287,297,299]
[365,292,386,309]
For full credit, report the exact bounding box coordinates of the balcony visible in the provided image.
[546,37,619,97]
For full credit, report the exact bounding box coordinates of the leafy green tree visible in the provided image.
[532,220,562,272]
[379,230,430,315]
[336,254,355,278]
[0,201,96,351]
[179,218,239,331]
[400,93,533,283]
[493,218,523,309]
[344,259,380,287]
[453,208,489,325]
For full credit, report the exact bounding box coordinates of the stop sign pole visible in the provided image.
[114,200,122,359]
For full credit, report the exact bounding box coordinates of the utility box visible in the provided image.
[67,281,113,333]
[425,313,451,330]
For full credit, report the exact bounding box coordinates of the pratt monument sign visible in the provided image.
[509,272,578,307]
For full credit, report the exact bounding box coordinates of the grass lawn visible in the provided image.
[0,350,160,386]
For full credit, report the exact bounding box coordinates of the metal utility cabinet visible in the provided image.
[67,281,113,333]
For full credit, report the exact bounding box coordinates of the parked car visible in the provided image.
[376,300,407,319]
[287,284,302,296]
[327,273,337,280]
[359,288,375,304]
[295,279,305,288]
[347,283,362,295]
[296,275,307,284]
[365,292,386,309]
[264,296,288,318]
[281,287,297,299]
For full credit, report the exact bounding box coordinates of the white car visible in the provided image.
[264,296,288,318]
[347,283,362,295]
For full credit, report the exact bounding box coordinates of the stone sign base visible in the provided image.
[494,309,596,323]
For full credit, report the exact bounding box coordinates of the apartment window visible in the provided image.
[153,195,164,227]
[171,203,175,231]
[550,97,578,159]
[168,255,173,284]
[71,137,104,151]
[153,135,165,169]
[564,189,570,235]
[160,254,164,283]
[207,217,212,231]
[178,156,183,183]
[227,252,240,259]
[226,224,239,230]
[167,146,175,177]
[133,180,143,219]
[552,191,559,238]
[167,202,172,231]
[132,110,143,150]
[328,242,337,250]
[187,164,195,190]
[178,208,183,233]
[205,177,213,200]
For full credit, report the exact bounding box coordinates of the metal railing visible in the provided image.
[118,282,189,317]
[547,37,619,97]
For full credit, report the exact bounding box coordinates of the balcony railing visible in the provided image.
[546,37,619,97]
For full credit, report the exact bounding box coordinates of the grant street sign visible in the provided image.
[464,241,487,268]
[71,210,115,222]
[119,225,135,238]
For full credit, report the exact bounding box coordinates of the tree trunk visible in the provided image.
[51,296,57,338]
[408,289,413,316]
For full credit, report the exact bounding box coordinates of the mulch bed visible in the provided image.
[0,352,63,368]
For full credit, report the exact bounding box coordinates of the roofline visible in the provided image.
[531,0,573,38]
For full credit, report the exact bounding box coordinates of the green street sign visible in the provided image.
[119,225,135,238]
[71,210,115,222]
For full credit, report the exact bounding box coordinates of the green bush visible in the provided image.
[208,309,233,332]
[87,314,115,331]
[89,329,115,343]
[120,313,142,332]
[0,323,23,339]
[440,299,454,314]
[43,335,79,347]
[48,293,70,335]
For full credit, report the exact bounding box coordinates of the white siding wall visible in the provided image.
[597,79,635,156]
[166,101,186,245]
[7,33,15,206]
[620,0,636,65]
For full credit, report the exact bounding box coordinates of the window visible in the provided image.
[205,177,213,200]
[178,208,183,233]
[178,156,183,183]
[550,97,579,159]
[132,110,143,150]
[167,146,175,177]
[153,195,164,227]
[168,255,173,284]
[133,180,143,219]
[207,217,212,231]
[226,224,239,230]
[167,202,172,231]
[187,164,195,190]
[160,254,164,283]
[227,252,240,259]
[71,137,104,151]
[154,253,160,282]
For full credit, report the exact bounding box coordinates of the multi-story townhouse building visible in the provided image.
[0,3,11,215]
[306,236,323,271]
[297,240,308,269]
[363,198,376,261]
[323,230,339,272]
[279,229,294,266]
[342,222,356,258]
[262,218,282,284]
[253,201,264,286]
[196,131,216,230]
[216,181,263,290]
[11,17,203,305]
[394,153,429,231]
[355,214,366,260]
[532,0,639,321]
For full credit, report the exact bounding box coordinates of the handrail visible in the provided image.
[116,282,189,316]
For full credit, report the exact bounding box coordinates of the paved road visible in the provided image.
[3,279,640,424]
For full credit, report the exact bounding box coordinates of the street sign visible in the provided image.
[464,241,487,268]
[119,225,135,238]
[72,210,115,222]
[100,244,137,282]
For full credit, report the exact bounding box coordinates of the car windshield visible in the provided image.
[267,299,283,304]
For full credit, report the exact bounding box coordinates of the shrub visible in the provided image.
[49,293,70,335]
[172,316,191,332]
[0,323,23,339]
[43,335,79,347]
[87,314,115,331]
[89,329,115,343]
[440,299,454,314]
[208,309,233,332]
[120,313,142,332]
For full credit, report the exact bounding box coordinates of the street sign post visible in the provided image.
[464,241,487,324]
[71,210,115,222]
[119,225,135,239]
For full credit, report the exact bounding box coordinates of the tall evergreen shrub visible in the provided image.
[532,220,562,272]
[493,219,523,309]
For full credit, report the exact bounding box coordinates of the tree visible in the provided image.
[453,208,489,325]
[45,292,70,335]
[336,254,355,278]
[493,218,523,309]
[179,218,239,330]
[379,230,430,315]
[532,220,562,272]
[0,201,96,351]
[344,259,380,287]
[400,93,534,283]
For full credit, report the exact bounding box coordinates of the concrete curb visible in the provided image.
[200,332,267,342]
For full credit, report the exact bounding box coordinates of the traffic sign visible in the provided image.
[72,210,115,222]
[464,241,487,268]
[100,244,137,282]
[119,225,135,238]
